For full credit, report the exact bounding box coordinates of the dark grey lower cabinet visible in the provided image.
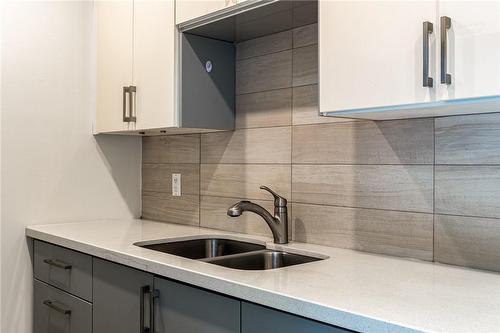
[93,258,154,333]
[34,279,92,333]
[33,243,352,333]
[154,277,240,333]
[241,302,351,333]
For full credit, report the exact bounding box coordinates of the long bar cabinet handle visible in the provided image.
[129,85,137,123]
[150,289,159,333]
[123,86,131,122]
[423,21,433,87]
[440,16,452,85]
[43,258,72,270]
[43,300,72,316]
[140,285,151,333]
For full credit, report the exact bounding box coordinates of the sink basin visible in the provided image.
[136,237,325,270]
[137,238,265,260]
[204,250,322,270]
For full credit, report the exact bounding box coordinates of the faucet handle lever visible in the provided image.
[260,186,287,207]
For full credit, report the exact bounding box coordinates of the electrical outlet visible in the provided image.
[172,173,181,196]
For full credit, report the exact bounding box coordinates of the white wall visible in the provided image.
[1,2,142,332]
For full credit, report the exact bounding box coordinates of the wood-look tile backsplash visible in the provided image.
[142,24,500,272]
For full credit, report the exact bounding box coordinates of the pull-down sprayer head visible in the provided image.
[227,201,249,217]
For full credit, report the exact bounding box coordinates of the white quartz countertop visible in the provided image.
[26,219,500,333]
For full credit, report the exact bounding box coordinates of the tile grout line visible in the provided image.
[194,163,435,166]
[236,43,317,63]
[144,190,438,216]
[235,27,317,62]
[280,200,434,215]
[236,82,317,97]
[290,31,295,241]
[433,118,437,262]
[146,162,500,166]
[432,118,436,262]
[199,133,202,227]
[434,211,500,221]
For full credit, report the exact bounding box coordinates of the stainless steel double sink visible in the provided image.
[135,238,323,270]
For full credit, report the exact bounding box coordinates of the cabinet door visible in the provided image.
[319,1,436,113]
[154,277,240,333]
[175,0,234,25]
[95,0,134,133]
[93,258,154,333]
[437,1,500,101]
[134,0,177,130]
[242,302,350,333]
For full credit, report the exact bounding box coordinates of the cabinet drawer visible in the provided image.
[34,279,92,333]
[34,240,92,301]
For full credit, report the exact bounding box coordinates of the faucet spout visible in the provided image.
[226,187,288,244]
[227,201,275,223]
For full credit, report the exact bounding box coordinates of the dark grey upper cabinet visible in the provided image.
[154,277,240,333]
[93,258,154,333]
[242,302,351,333]
[180,33,235,130]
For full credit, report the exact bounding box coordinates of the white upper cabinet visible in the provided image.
[320,0,500,119]
[96,0,235,135]
[134,0,176,130]
[319,0,437,112]
[95,1,134,133]
[437,1,500,101]
[176,0,237,25]
[95,0,177,134]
